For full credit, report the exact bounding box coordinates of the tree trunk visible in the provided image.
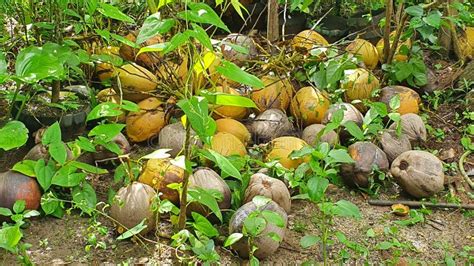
[267,0,279,42]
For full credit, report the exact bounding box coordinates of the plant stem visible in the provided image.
[382,0,393,64]
[51,80,61,103]
[177,118,192,230]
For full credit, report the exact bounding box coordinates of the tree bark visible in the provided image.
[267,0,279,42]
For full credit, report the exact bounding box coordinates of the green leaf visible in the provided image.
[307,176,329,203]
[216,60,264,88]
[327,149,355,164]
[75,136,96,152]
[48,142,67,165]
[366,228,375,238]
[0,225,22,252]
[69,161,108,174]
[40,192,60,215]
[15,46,65,83]
[423,10,442,28]
[12,160,37,177]
[177,2,230,32]
[0,121,29,151]
[376,241,393,250]
[42,122,62,145]
[405,5,423,17]
[243,216,266,237]
[343,121,364,140]
[111,33,139,49]
[252,195,271,208]
[87,102,123,121]
[137,14,175,44]
[117,219,147,240]
[177,97,216,144]
[12,200,26,214]
[334,200,361,219]
[200,149,242,180]
[224,233,243,247]
[163,31,191,54]
[300,235,320,249]
[0,52,7,83]
[261,210,285,228]
[191,212,219,238]
[141,149,172,160]
[98,3,135,23]
[52,165,86,187]
[188,187,223,222]
[190,24,213,51]
[137,43,168,56]
[35,159,55,191]
[88,124,125,142]
[72,182,97,215]
[0,207,13,217]
[202,91,257,108]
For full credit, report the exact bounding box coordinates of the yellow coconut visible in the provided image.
[138,158,184,205]
[376,31,412,62]
[96,62,116,82]
[292,30,329,53]
[125,97,168,142]
[211,86,248,120]
[345,38,379,70]
[341,68,380,107]
[251,76,294,113]
[116,63,158,102]
[290,86,330,126]
[216,118,251,145]
[379,86,421,115]
[266,136,308,169]
[119,33,163,68]
[210,132,247,157]
[459,26,474,60]
[96,88,126,123]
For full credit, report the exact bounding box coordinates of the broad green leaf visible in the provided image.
[188,187,222,222]
[224,233,243,247]
[216,60,264,88]
[405,5,423,17]
[366,228,375,238]
[87,102,123,121]
[88,124,125,141]
[12,160,37,177]
[343,121,364,140]
[15,46,65,83]
[376,241,393,250]
[52,166,86,187]
[117,219,147,240]
[0,207,12,217]
[190,24,213,51]
[42,122,62,145]
[111,33,139,49]
[423,10,442,28]
[230,0,248,20]
[137,14,175,44]
[0,121,29,151]
[69,161,108,174]
[327,149,354,164]
[300,235,320,249]
[13,200,26,214]
[334,200,361,219]
[98,3,135,23]
[201,149,242,180]
[0,225,22,252]
[261,210,285,228]
[252,195,272,208]
[23,210,40,218]
[177,2,230,32]
[177,97,216,144]
[95,29,111,42]
[35,159,55,191]
[72,182,97,215]
[137,43,168,56]
[307,176,329,203]
[0,52,7,82]
[75,136,96,152]
[163,31,191,54]
[48,142,67,165]
[202,91,257,108]
[389,94,401,111]
[191,212,219,238]
[243,215,266,237]
[40,192,60,215]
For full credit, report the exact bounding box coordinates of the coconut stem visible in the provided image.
[177,118,192,230]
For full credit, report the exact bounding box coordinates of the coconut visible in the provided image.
[341,68,380,109]
[138,158,184,204]
[379,86,421,115]
[216,118,251,145]
[96,62,116,82]
[243,173,291,213]
[210,132,247,157]
[291,29,329,53]
[220,33,258,66]
[249,109,294,144]
[388,113,427,145]
[266,136,308,169]
[379,129,412,162]
[290,86,330,126]
[345,38,379,70]
[96,88,126,123]
[211,86,249,120]
[93,133,132,161]
[251,76,294,113]
[126,97,168,142]
[376,31,412,62]
[301,124,338,146]
[322,103,364,126]
[119,32,163,68]
[116,63,158,102]
[158,122,202,158]
[459,27,474,59]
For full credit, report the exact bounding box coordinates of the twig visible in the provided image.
[382,0,393,64]
[459,150,474,189]
[368,199,474,210]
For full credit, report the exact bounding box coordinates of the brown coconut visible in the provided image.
[221,33,258,66]
[119,32,163,68]
[322,103,364,126]
[243,173,291,213]
[249,109,294,144]
[389,113,427,145]
[251,76,294,113]
[116,63,158,102]
[301,124,338,146]
[379,129,412,162]
[126,97,168,143]
[379,86,421,115]
[158,122,202,158]
[376,31,412,62]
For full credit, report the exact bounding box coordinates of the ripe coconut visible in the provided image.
[126,97,168,142]
[459,27,474,59]
[93,133,131,161]
[290,86,330,126]
[251,75,294,113]
[340,142,389,188]
[211,86,248,120]
[216,118,251,145]
[158,122,202,158]
[138,158,184,204]
[376,31,412,62]
[266,136,308,169]
[391,150,444,198]
[322,103,364,126]
[292,29,329,54]
[0,171,42,213]
[229,200,287,259]
[379,129,412,162]
[249,109,294,144]
[388,113,427,145]
[24,143,74,162]
[379,86,421,115]
[341,68,380,108]
[188,167,231,218]
[119,32,163,68]
[243,173,291,213]
[301,124,338,146]
[96,62,116,82]
[110,182,157,235]
[210,132,247,157]
[345,38,379,70]
[221,33,258,66]
[96,88,126,123]
[116,63,158,102]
